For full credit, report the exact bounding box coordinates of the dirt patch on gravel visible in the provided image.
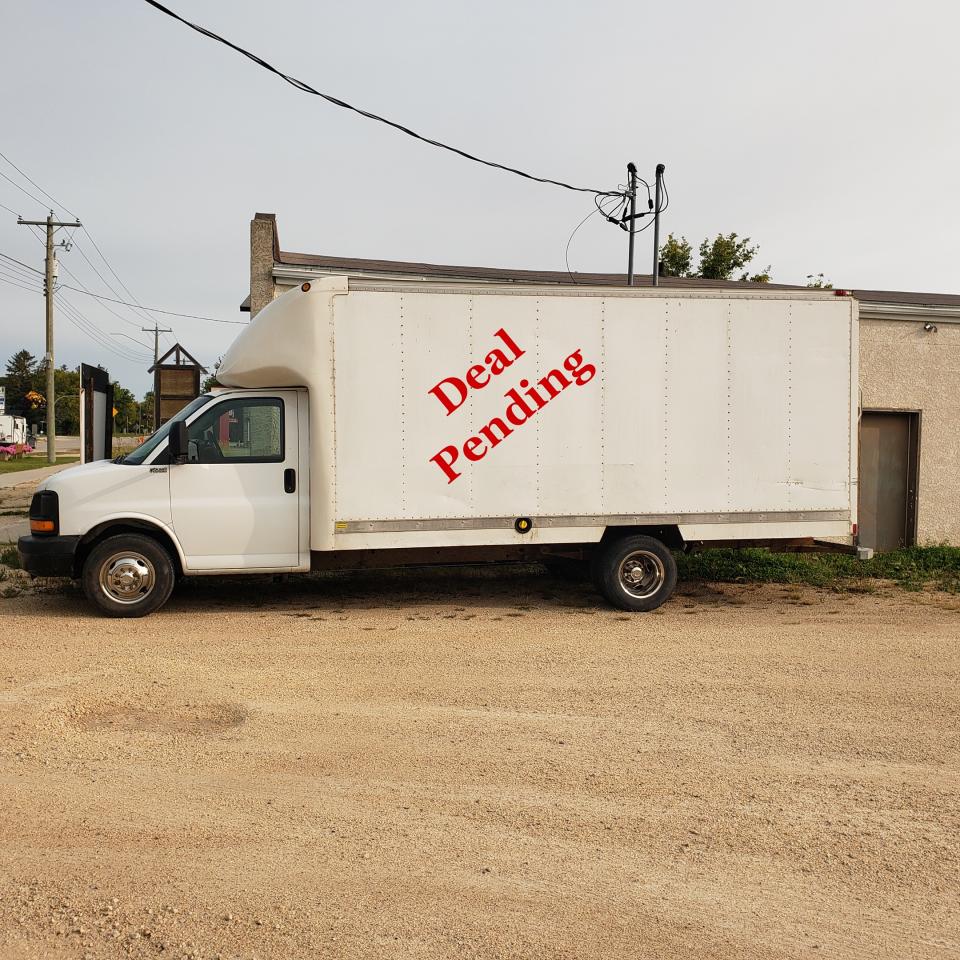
[74,700,248,736]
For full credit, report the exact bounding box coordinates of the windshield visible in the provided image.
[121,395,215,465]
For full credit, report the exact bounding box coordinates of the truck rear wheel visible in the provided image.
[592,534,677,612]
[81,534,176,618]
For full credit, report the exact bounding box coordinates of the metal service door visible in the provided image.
[859,411,919,552]
[170,391,300,570]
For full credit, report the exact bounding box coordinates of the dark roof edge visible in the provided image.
[274,248,960,307]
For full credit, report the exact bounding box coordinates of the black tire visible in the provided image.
[591,534,677,612]
[541,557,590,582]
[81,534,176,618]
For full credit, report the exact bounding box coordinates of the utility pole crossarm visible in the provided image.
[142,325,174,365]
[16,219,80,228]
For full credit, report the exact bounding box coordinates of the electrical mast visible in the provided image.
[141,324,173,365]
[18,212,82,464]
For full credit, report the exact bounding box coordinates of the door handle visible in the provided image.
[284,468,296,493]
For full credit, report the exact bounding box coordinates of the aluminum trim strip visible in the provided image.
[333,510,850,534]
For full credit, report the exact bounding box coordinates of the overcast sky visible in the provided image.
[1,0,957,396]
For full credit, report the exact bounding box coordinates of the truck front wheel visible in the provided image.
[82,534,176,618]
[592,534,677,612]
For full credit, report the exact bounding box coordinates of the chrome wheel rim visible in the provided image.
[617,550,665,600]
[99,552,156,605]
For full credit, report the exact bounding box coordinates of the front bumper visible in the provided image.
[17,535,81,578]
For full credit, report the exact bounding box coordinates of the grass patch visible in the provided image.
[0,456,79,475]
[0,545,20,569]
[677,546,960,594]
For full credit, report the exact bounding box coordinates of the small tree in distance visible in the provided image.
[3,349,40,418]
[202,356,223,393]
[659,235,693,279]
[659,232,770,282]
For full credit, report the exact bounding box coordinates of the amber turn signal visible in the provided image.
[30,519,55,533]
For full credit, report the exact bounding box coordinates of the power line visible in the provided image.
[564,194,625,284]
[140,0,621,198]
[57,259,146,332]
[0,150,77,219]
[0,255,154,363]
[71,239,156,326]
[59,291,153,362]
[0,264,39,286]
[0,251,44,276]
[0,168,49,210]
[56,293,154,363]
[79,228,157,323]
[0,199,23,217]
[0,274,43,293]
[58,283,247,323]
[0,266,41,289]
[0,149,179,337]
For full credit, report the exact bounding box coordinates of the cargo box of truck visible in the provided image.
[19,279,859,617]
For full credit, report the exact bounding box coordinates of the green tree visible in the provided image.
[3,349,40,418]
[698,233,768,282]
[52,366,81,435]
[659,232,770,282]
[112,383,139,433]
[141,391,156,433]
[201,356,222,393]
[659,234,693,278]
[806,273,833,289]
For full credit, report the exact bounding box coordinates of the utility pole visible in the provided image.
[626,163,638,286]
[18,211,82,464]
[143,324,172,433]
[141,324,173,365]
[651,163,665,287]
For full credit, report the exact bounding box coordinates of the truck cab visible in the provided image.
[19,387,310,616]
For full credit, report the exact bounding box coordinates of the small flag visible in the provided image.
[112,407,118,417]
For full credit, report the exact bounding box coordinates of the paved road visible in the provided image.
[0,571,957,959]
[33,435,81,455]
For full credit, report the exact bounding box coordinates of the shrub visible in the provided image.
[677,546,960,593]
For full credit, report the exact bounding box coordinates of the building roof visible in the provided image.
[244,212,960,312]
[148,342,208,374]
[278,250,960,307]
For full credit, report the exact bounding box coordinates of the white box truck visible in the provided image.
[19,280,860,617]
[0,414,28,448]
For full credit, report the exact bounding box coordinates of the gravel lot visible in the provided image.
[1,568,958,959]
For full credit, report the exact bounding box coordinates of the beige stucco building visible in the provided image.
[244,212,960,548]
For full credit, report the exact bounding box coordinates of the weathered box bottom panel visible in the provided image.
[331,514,851,550]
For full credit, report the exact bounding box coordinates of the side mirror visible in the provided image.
[168,421,189,463]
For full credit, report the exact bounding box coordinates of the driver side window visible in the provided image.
[187,398,284,464]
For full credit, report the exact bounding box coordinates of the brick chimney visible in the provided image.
[249,212,280,317]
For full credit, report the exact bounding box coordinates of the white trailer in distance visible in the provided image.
[19,280,860,617]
